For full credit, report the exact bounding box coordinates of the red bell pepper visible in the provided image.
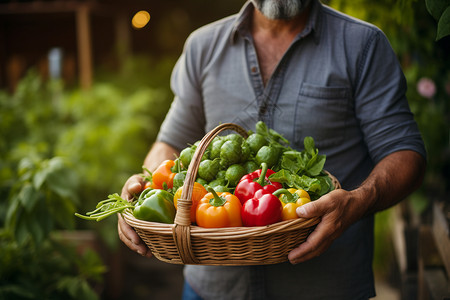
[241,192,282,226]
[234,163,282,205]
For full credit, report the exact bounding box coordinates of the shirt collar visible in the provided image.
[230,0,323,45]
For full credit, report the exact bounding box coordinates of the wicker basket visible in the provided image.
[123,123,341,266]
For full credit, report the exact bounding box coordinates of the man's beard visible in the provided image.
[251,0,312,20]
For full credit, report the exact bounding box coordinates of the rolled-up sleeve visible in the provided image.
[156,34,206,151]
[354,30,426,164]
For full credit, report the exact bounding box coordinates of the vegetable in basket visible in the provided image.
[133,188,176,224]
[173,182,208,223]
[75,187,177,224]
[241,187,282,227]
[234,162,282,205]
[75,193,135,221]
[220,140,242,168]
[196,187,242,228]
[273,188,311,221]
[147,159,176,189]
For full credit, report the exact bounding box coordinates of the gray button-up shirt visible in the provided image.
[157,1,426,299]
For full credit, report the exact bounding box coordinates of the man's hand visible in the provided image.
[288,150,426,265]
[287,188,365,264]
[117,174,153,257]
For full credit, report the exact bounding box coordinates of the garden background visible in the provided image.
[0,0,449,299]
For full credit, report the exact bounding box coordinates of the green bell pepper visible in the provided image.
[133,188,176,224]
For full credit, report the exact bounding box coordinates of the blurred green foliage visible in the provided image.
[425,0,450,40]
[0,56,172,299]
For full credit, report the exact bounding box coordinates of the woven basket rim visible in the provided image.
[123,210,321,240]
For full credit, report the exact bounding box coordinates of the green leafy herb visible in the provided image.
[269,136,332,199]
[75,194,135,222]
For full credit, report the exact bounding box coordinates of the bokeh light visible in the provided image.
[132,10,151,29]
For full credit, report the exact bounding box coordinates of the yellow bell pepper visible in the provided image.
[273,188,311,221]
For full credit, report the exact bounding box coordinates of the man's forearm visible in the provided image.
[143,141,180,173]
[355,150,426,216]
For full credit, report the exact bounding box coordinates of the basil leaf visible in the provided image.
[306,154,326,177]
[269,169,294,186]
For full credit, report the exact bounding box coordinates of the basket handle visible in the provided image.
[174,123,248,226]
[172,123,248,264]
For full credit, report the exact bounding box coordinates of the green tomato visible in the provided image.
[212,185,230,193]
[245,133,268,154]
[172,171,187,191]
[216,170,227,179]
[179,147,195,169]
[225,164,247,187]
[210,139,226,159]
[255,145,279,169]
[198,159,220,182]
[225,133,244,145]
[196,178,208,186]
[243,160,259,174]
[240,142,251,163]
[220,140,242,167]
[208,178,227,188]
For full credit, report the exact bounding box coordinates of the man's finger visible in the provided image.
[117,214,152,257]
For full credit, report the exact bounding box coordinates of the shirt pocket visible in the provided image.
[294,82,353,149]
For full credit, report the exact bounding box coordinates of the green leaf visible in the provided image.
[5,198,19,229]
[45,168,78,199]
[14,212,30,246]
[293,175,322,194]
[57,276,83,298]
[306,154,326,177]
[269,169,294,186]
[437,6,450,40]
[280,152,302,173]
[0,285,35,299]
[17,157,34,178]
[27,212,45,245]
[18,183,39,213]
[255,121,269,136]
[426,0,450,20]
[303,136,317,156]
[33,168,48,189]
[317,175,334,196]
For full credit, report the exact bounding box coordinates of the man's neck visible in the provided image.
[251,6,310,40]
[250,5,311,86]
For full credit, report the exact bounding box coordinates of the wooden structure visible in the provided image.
[392,199,450,300]
[0,0,152,91]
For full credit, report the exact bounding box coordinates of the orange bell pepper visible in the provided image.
[148,160,176,190]
[196,187,242,228]
[173,182,207,223]
[273,188,311,221]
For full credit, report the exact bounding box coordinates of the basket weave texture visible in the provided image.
[123,123,341,266]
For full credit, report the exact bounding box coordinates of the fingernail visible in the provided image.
[130,182,142,192]
[297,206,306,216]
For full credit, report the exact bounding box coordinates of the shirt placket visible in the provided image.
[244,37,291,129]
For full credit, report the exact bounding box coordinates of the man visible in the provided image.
[118,0,426,299]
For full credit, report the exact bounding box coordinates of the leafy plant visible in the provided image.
[5,156,78,245]
[0,56,173,299]
[269,137,333,199]
[426,0,450,40]
[0,231,105,300]
[0,155,105,300]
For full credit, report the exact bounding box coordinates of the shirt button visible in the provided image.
[251,66,257,73]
